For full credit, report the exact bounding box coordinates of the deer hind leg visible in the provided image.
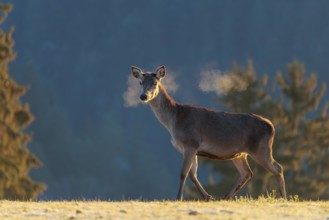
[253,158,286,199]
[251,137,287,199]
[224,154,253,200]
[177,150,196,201]
[189,156,214,201]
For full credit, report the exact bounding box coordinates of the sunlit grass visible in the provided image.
[232,190,300,203]
[0,194,328,220]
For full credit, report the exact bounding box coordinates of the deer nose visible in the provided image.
[140,94,147,101]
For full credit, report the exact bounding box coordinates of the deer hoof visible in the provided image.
[205,195,215,201]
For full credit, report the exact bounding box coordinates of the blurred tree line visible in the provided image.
[0,4,45,200]
[197,60,329,200]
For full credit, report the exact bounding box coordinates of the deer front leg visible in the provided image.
[189,156,215,201]
[177,150,196,201]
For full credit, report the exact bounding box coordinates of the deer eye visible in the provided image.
[139,82,142,85]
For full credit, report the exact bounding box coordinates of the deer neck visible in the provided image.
[149,83,177,131]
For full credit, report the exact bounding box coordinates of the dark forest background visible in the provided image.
[2,0,329,200]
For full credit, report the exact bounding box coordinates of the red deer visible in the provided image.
[131,65,286,201]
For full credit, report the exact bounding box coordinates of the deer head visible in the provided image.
[131,65,166,103]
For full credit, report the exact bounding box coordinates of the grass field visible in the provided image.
[0,198,328,220]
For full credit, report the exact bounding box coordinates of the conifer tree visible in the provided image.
[274,60,328,199]
[198,61,273,197]
[200,60,329,199]
[0,4,46,200]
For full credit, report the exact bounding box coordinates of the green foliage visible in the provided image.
[0,4,46,200]
[273,61,328,199]
[200,60,329,200]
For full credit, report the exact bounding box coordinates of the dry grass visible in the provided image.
[0,198,328,220]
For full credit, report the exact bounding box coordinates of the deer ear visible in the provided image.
[156,65,166,79]
[131,66,143,79]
